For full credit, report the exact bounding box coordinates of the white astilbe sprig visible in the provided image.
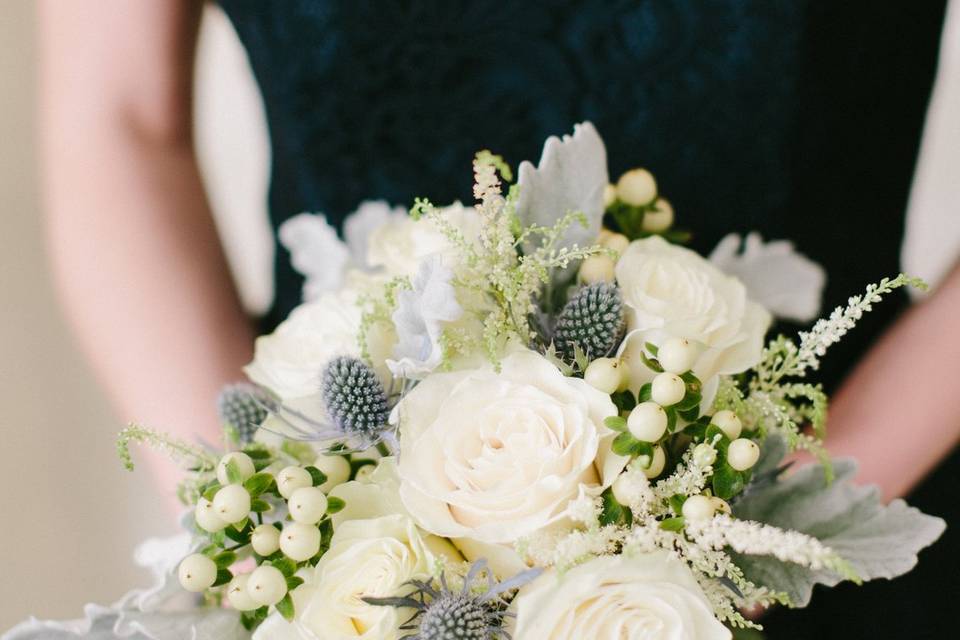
[650,444,717,511]
[755,273,926,387]
[410,151,604,364]
[686,514,858,581]
[612,461,656,517]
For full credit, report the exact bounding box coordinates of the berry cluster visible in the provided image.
[177,449,355,627]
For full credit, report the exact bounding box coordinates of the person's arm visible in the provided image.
[38,0,254,498]
[824,260,960,501]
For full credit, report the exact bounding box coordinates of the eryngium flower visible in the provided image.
[216,384,267,443]
[321,356,390,440]
[364,559,540,640]
[554,282,624,360]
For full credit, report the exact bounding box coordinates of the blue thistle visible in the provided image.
[254,356,395,453]
[321,356,390,439]
[216,384,267,443]
[553,282,625,360]
[364,559,541,640]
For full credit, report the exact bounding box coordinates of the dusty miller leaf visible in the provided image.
[732,458,945,607]
[516,122,608,264]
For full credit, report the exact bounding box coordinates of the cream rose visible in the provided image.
[244,287,393,401]
[615,236,771,401]
[396,350,626,544]
[512,553,731,640]
[296,514,459,640]
[366,202,480,277]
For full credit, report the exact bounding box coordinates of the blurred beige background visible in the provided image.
[1,0,958,631]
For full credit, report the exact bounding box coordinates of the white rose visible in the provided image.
[512,553,731,640]
[396,350,627,544]
[244,287,393,401]
[615,236,771,402]
[366,202,480,277]
[296,514,459,640]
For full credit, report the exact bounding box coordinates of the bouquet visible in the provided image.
[6,123,945,640]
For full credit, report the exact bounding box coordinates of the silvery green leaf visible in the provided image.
[709,232,826,323]
[516,121,608,257]
[732,459,946,607]
[278,213,350,301]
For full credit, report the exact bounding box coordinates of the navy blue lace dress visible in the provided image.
[219,1,953,636]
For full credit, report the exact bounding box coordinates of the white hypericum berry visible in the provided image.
[277,465,312,499]
[693,443,717,467]
[354,464,376,481]
[651,372,686,406]
[247,565,287,607]
[601,231,630,254]
[216,452,256,485]
[279,522,321,562]
[177,553,217,592]
[313,455,351,492]
[611,474,637,506]
[584,357,625,395]
[213,484,251,524]
[681,495,716,521]
[642,198,674,233]
[728,438,760,471]
[578,254,616,284]
[711,410,743,440]
[226,573,259,611]
[657,337,698,374]
[710,497,732,515]
[616,168,657,206]
[641,445,667,479]
[603,183,617,208]
[251,523,281,556]
[287,486,328,524]
[194,497,228,533]
[628,402,668,442]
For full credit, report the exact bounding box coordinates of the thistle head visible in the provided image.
[553,282,625,361]
[216,384,267,444]
[321,356,390,441]
[364,559,541,640]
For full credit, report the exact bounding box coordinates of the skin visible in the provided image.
[38,0,253,503]
[38,2,959,509]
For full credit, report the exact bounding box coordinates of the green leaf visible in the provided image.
[610,390,636,413]
[240,607,269,631]
[639,352,663,373]
[250,498,272,513]
[733,459,946,606]
[275,593,295,622]
[212,568,233,587]
[604,416,628,432]
[244,472,275,497]
[271,557,298,578]
[224,523,250,544]
[676,390,702,412]
[644,342,659,357]
[637,383,653,403]
[232,517,249,532]
[712,464,745,500]
[202,484,220,503]
[668,494,687,515]
[326,496,346,514]
[665,406,677,433]
[286,575,305,590]
[304,465,328,488]
[599,489,632,526]
[213,550,237,569]
[659,517,685,532]
[630,440,654,459]
[243,448,272,459]
[224,459,243,484]
[612,432,638,456]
